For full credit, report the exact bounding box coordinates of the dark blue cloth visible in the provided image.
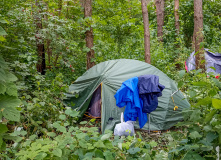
[138,75,165,114]
[114,77,147,128]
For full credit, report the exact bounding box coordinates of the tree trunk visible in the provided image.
[174,0,179,35]
[194,0,204,70]
[141,0,151,64]
[85,0,95,70]
[35,0,46,75]
[155,0,164,42]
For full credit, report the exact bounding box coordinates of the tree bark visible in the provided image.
[85,0,95,70]
[155,0,164,42]
[174,0,179,35]
[141,0,151,64]
[194,0,204,70]
[35,0,46,75]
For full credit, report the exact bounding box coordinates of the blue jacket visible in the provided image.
[138,75,165,113]
[114,77,147,128]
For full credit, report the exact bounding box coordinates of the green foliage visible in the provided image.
[0,56,21,152]
[167,70,221,159]
[0,0,221,159]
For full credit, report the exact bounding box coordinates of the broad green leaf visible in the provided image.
[6,83,17,96]
[206,132,218,143]
[59,114,66,120]
[210,66,216,71]
[189,131,202,139]
[0,68,6,82]
[0,36,5,41]
[183,151,205,160]
[0,56,7,68]
[52,148,62,157]
[179,70,185,78]
[192,81,209,86]
[79,140,87,149]
[208,89,217,97]
[0,18,8,24]
[76,133,87,140]
[2,106,20,121]
[101,133,111,141]
[0,26,7,36]
[178,81,183,88]
[196,97,212,106]
[65,109,79,117]
[195,69,202,74]
[94,140,106,148]
[203,125,212,132]
[0,83,6,94]
[87,143,94,150]
[83,152,94,159]
[190,110,201,122]
[90,118,96,122]
[14,136,23,143]
[5,72,17,82]
[52,122,60,128]
[64,122,70,126]
[34,152,47,160]
[20,131,27,136]
[29,135,37,140]
[80,121,87,125]
[199,42,204,49]
[212,99,221,109]
[188,90,196,98]
[57,126,66,133]
[0,141,6,151]
[94,149,104,158]
[127,147,141,154]
[47,132,56,137]
[204,110,216,123]
[0,95,21,108]
[0,124,8,134]
[0,136,3,148]
[149,141,157,147]
[103,151,114,160]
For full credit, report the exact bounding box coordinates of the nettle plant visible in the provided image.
[15,107,160,160]
[0,56,21,151]
[167,70,221,160]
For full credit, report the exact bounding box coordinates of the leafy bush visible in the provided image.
[0,56,21,151]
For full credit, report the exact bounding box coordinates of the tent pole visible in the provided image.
[148,114,150,134]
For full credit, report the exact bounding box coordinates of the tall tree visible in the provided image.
[155,0,164,42]
[35,0,46,75]
[141,0,151,64]
[174,0,179,35]
[84,0,95,70]
[194,0,204,70]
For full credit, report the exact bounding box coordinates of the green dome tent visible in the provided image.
[64,59,190,133]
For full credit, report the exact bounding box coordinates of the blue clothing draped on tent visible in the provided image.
[114,77,147,128]
[138,75,165,113]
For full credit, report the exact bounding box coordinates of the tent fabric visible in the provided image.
[63,59,190,133]
[186,49,221,74]
[138,75,165,114]
[114,77,147,128]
